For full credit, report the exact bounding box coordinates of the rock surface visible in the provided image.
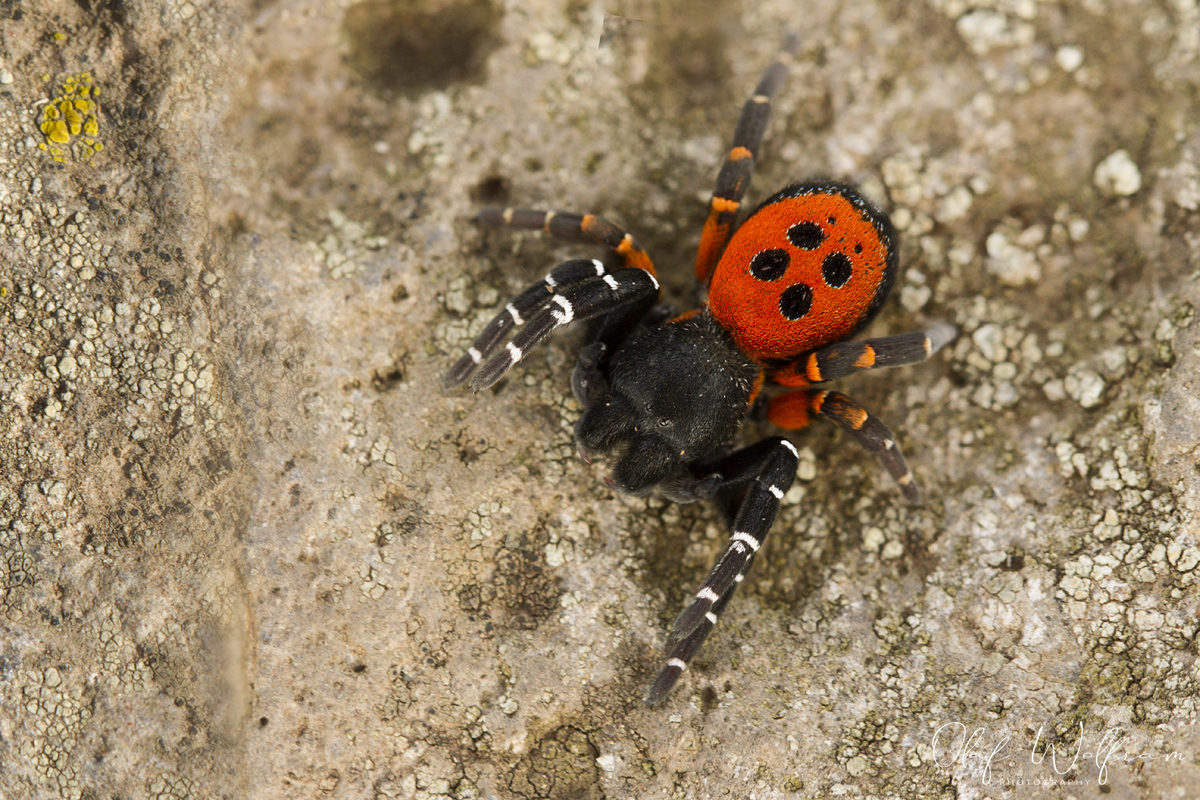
[1,0,1198,798]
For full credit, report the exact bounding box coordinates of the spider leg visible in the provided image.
[478,207,657,277]
[646,563,744,705]
[469,268,660,391]
[768,388,920,503]
[694,33,801,285]
[647,437,799,704]
[771,322,956,387]
[444,258,616,388]
[448,207,663,389]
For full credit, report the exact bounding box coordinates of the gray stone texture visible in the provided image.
[1,0,1198,798]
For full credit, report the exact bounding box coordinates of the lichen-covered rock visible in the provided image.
[1,0,1198,798]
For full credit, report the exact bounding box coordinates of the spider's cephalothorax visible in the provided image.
[575,313,761,500]
[445,34,955,704]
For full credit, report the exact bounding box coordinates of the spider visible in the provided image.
[445,34,955,704]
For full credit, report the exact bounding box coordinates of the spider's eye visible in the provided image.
[657,418,672,428]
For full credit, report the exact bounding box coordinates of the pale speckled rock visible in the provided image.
[2,0,1199,799]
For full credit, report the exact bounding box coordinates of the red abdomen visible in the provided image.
[707,182,897,360]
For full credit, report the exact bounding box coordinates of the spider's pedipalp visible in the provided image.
[609,434,679,494]
[574,388,635,457]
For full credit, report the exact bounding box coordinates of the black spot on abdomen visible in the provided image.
[787,221,824,250]
[750,248,789,281]
[822,252,852,288]
[779,283,813,320]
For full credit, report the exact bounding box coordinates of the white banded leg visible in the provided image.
[469,268,660,391]
[646,560,745,705]
[444,258,610,388]
[646,437,799,704]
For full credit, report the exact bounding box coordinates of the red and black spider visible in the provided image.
[445,35,955,704]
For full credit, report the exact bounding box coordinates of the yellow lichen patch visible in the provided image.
[37,72,104,163]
